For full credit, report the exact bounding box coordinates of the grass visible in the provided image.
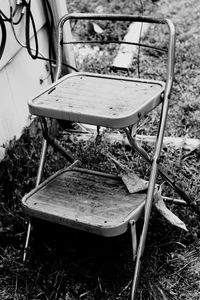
[1,0,200,299]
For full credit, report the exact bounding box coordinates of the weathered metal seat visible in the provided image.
[22,168,146,236]
[22,13,175,299]
[29,72,164,128]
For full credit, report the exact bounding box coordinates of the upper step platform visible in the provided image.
[29,72,164,128]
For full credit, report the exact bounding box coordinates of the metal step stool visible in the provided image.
[22,13,175,299]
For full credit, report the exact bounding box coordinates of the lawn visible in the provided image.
[0,0,200,299]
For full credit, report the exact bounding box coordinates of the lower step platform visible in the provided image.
[22,168,146,236]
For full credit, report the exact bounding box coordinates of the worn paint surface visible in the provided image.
[29,73,164,128]
[22,168,145,236]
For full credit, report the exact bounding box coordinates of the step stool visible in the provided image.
[22,13,175,299]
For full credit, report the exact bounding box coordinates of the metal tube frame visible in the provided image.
[40,117,75,164]
[54,13,175,81]
[23,139,48,262]
[130,220,138,262]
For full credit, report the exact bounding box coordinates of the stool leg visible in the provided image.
[131,159,158,300]
[130,219,137,262]
[23,139,48,262]
[36,139,48,186]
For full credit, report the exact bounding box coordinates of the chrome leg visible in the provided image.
[36,139,48,186]
[124,127,160,299]
[131,159,158,299]
[23,139,48,262]
[130,219,137,262]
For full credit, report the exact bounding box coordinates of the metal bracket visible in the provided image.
[40,117,74,163]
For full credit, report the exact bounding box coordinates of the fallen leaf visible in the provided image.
[121,171,148,193]
[93,23,104,34]
[154,185,188,231]
[107,153,148,193]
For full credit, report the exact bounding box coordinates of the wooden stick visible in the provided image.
[112,22,149,70]
[66,129,200,151]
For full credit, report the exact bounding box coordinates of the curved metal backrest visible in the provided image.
[54,13,175,96]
